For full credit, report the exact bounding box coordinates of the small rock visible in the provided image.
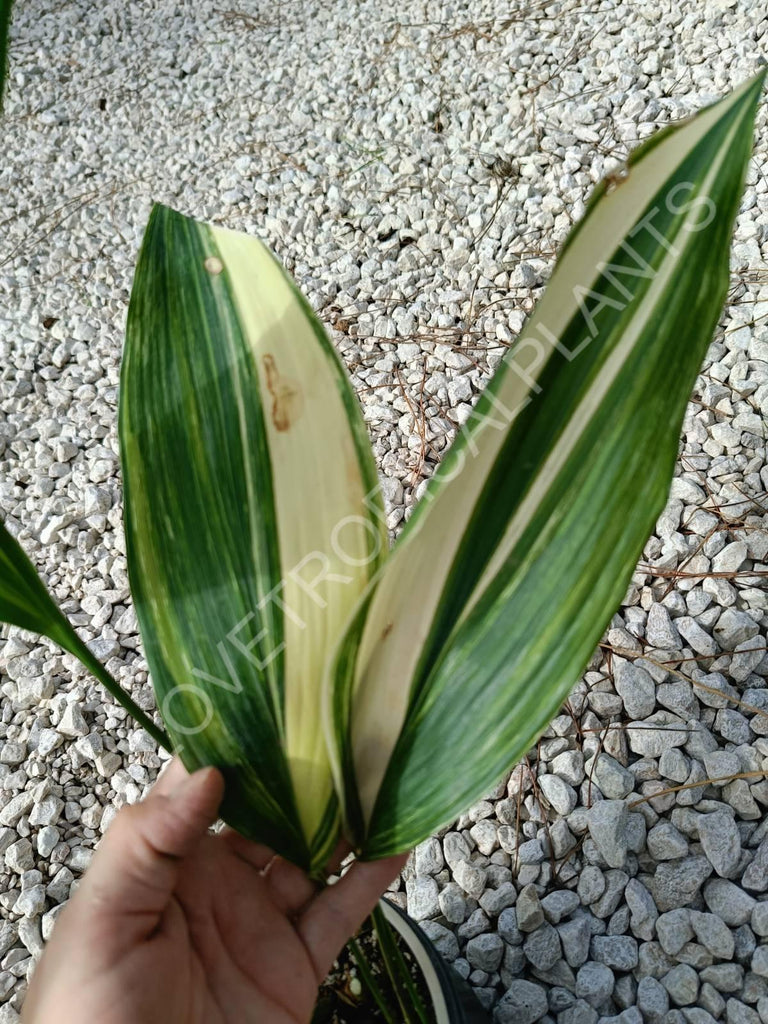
[752,947,768,979]
[0,923,18,958]
[576,962,615,1008]
[698,810,742,878]
[628,712,687,757]
[36,825,59,859]
[578,865,606,905]
[494,979,549,1024]
[637,976,670,1024]
[592,869,629,919]
[676,617,717,657]
[439,882,467,924]
[541,890,581,925]
[558,1000,599,1024]
[470,819,499,856]
[725,999,761,1024]
[524,922,562,971]
[614,659,656,719]
[559,916,593,969]
[647,821,690,861]
[625,878,658,941]
[657,910,694,956]
[588,800,628,868]
[590,754,635,800]
[443,831,471,869]
[454,858,487,899]
[663,964,699,1006]
[702,749,741,782]
[419,920,459,961]
[730,636,765,683]
[480,882,518,916]
[13,884,46,917]
[649,857,713,911]
[591,935,638,971]
[413,838,444,877]
[467,933,504,972]
[742,839,768,892]
[647,605,681,648]
[699,964,744,993]
[57,703,88,738]
[703,879,756,926]
[689,910,735,960]
[459,909,490,941]
[752,903,768,936]
[406,876,439,921]
[552,751,586,787]
[0,792,34,827]
[94,751,122,777]
[0,741,26,766]
[713,610,759,648]
[5,838,34,873]
[18,917,43,958]
[29,795,63,828]
[517,884,545,933]
[538,774,578,816]
[712,542,748,574]
[499,907,524,946]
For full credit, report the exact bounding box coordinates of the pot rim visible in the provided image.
[378,897,490,1024]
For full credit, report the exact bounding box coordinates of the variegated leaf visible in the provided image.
[121,205,386,870]
[326,72,766,857]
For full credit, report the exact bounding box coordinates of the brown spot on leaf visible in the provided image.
[381,623,394,640]
[262,354,303,432]
[604,167,630,193]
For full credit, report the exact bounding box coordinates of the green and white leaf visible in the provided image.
[326,72,766,857]
[121,205,386,870]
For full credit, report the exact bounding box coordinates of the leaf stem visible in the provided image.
[62,628,171,751]
[347,934,398,1024]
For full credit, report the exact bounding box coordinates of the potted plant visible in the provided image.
[0,73,764,1020]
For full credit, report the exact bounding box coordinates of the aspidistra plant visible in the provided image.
[0,72,764,873]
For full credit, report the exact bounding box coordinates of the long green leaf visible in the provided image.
[120,205,386,870]
[0,518,169,749]
[326,72,766,857]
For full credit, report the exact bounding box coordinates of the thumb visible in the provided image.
[72,759,224,949]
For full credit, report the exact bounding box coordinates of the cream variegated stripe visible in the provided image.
[212,226,386,850]
[326,71,765,851]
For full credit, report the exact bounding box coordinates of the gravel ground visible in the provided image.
[1,0,767,1021]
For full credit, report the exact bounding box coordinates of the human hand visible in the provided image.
[22,758,407,1024]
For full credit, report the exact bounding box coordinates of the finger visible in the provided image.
[151,756,190,796]
[297,851,408,981]
[73,765,224,952]
[265,856,319,916]
[324,838,353,876]
[221,828,277,872]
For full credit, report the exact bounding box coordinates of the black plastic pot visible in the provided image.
[379,898,491,1024]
